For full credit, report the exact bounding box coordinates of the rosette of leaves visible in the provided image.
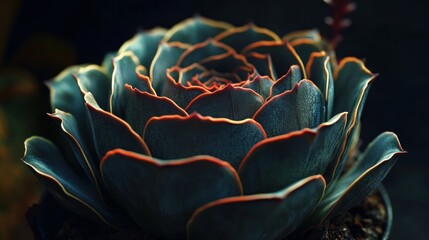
[22,17,405,240]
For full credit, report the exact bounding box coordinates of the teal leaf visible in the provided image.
[143,113,266,169]
[22,136,129,228]
[177,39,233,67]
[306,52,334,119]
[48,110,101,194]
[284,30,324,67]
[242,75,274,100]
[309,132,405,225]
[331,57,378,180]
[283,29,322,42]
[199,52,252,79]
[242,40,305,79]
[185,84,264,120]
[163,16,233,45]
[110,52,153,117]
[239,113,345,195]
[150,42,189,93]
[187,175,326,240]
[101,51,117,76]
[254,80,325,137]
[47,66,91,140]
[214,23,281,53]
[289,40,323,67]
[161,67,208,108]
[118,28,167,69]
[123,84,188,135]
[74,65,111,110]
[85,93,150,159]
[101,149,242,239]
[177,63,207,85]
[269,65,303,98]
[239,130,316,194]
[245,52,277,80]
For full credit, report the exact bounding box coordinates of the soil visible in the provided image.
[297,190,387,240]
[52,191,387,240]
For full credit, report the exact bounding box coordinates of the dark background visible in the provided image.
[1,0,428,239]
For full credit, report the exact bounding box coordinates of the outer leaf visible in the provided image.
[214,23,281,52]
[254,80,325,137]
[239,112,346,196]
[331,57,378,180]
[101,51,116,76]
[118,28,167,69]
[101,149,243,239]
[47,66,91,139]
[308,132,405,225]
[306,52,334,119]
[163,16,233,44]
[22,137,128,228]
[242,40,305,79]
[239,130,316,194]
[269,65,303,98]
[48,110,101,194]
[110,52,153,117]
[85,93,150,159]
[143,113,266,169]
[74,65,110,110]
[185,84,264,120]
[123,84,188,135]
[187,175,326,240]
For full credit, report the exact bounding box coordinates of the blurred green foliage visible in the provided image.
[1,0,77,239]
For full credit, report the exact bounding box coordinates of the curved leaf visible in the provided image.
[331,57,378,180]
[308,132,405,225]
[242,75,274,100]
[163,16,233,44]
[101,149,242,239]
[48,110,101,194]
[85,93,150,159]
[187,175,326,240]
[254,80,325,137]
[269,65,303,98]
[22,137,129,228]
[185,84,264,120]
[245,52,277,80]
[101,51,116,76]
[214,23,281,52]
[242,40,305,79]
[239,113,346,195]
[150,42,189,93]
[74,65,111,110]
[110,52,153,117]
[306,52,334,119]
[143,113,266,169]
[47,66,91,140]
[283,29,322,42]
[161,67,208,108]
[123,84,188,135]
[177,39,233,67]
[118,28,167,69]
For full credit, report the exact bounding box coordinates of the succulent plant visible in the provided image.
[23,17,405,239]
